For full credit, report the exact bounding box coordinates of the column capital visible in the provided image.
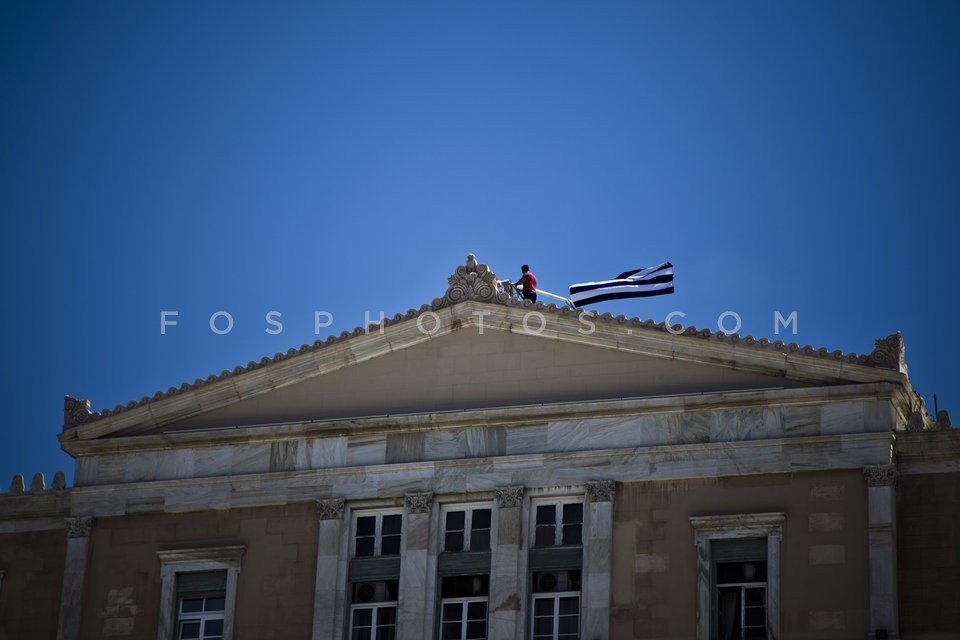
[316,498,345,521]
[64,516,93,538]
[863,464,898,487]
[495,485,524,508]
[586,480,616,503]
[404,492,434,514]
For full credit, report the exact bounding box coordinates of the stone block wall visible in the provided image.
[610,470,870,639]
[78,504,318,639]
[898,471,960,634]
[0,529,66,640]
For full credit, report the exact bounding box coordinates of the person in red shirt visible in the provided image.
[517,264,537,302]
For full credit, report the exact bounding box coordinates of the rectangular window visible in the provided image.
[439,575,488,640]
[157,546,243,640]
[443,506,492,552]
[531,570,580,640]
[176,571,226,640]
[350,580,398,640]
[534,502,582,547]
[715,557,767,640]
[354,511,402,557]
[689,514,783,640]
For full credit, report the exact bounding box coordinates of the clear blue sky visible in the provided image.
[2,1,958,486]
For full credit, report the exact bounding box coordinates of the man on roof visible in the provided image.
[517,264,537,303]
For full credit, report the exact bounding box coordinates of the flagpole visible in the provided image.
[497,280,576,309]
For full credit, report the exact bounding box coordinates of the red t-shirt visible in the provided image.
[519,272,537,292]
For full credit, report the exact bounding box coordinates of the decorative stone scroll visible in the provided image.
[65,516,93,538]
[935,410,952,430]
[870,332,905,371]
[52,471,67,491]
[63,396,92,429]
[404,492,434,514]
[586,480,616,503]
[863,464,898,487]
[29,473,45,494]
[495,485,524,508]
[906,410,925,432]
[316,498,345,521]
[438,254,510,308]
[9,474,24,495]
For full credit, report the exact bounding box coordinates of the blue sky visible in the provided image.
[1,1,958,486]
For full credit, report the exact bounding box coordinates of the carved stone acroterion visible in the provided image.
[63,396,92,430]
[438,254,508,308]
[870,332,906,371]
[935,410,952,430]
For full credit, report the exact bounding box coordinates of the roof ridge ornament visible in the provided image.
[870,332,906,372]
[63,396,92,430]
[438,253,509,307]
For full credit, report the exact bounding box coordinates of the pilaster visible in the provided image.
[489,485,525,640]
[57,516,93,640]
[863,464,900,639]
[397,492,434,640]
[583,481,615,640]
[312,499,347,640]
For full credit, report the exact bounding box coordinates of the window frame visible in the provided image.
[689,513,784,640]
[440,503,493,553]
[438,574,490,640]
[530,591,581,640]
[176,593,225,640]
[439,595,489,640]
[530,498,584,548]
[351,509,403,558]
[156,546,244,640]
[349,602,398,640]
[348,579,399,640]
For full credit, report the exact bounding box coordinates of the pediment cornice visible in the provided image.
[60,254,911,442]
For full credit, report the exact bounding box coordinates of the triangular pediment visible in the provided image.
[156,325,811,433]
[61,256,905,443]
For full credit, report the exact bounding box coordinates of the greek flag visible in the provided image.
[569,262,675,307]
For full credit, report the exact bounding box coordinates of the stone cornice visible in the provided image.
[895,430,960,464]
[59,381,902,457]
[60,256,910,442]
[689,512,786,538]
[156,545,245,567]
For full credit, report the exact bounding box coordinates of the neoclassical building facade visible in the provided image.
[1,256,957,640]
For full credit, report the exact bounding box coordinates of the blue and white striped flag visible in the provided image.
[569,262,675,307]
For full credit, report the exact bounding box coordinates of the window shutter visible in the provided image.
[176,570,227,597]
